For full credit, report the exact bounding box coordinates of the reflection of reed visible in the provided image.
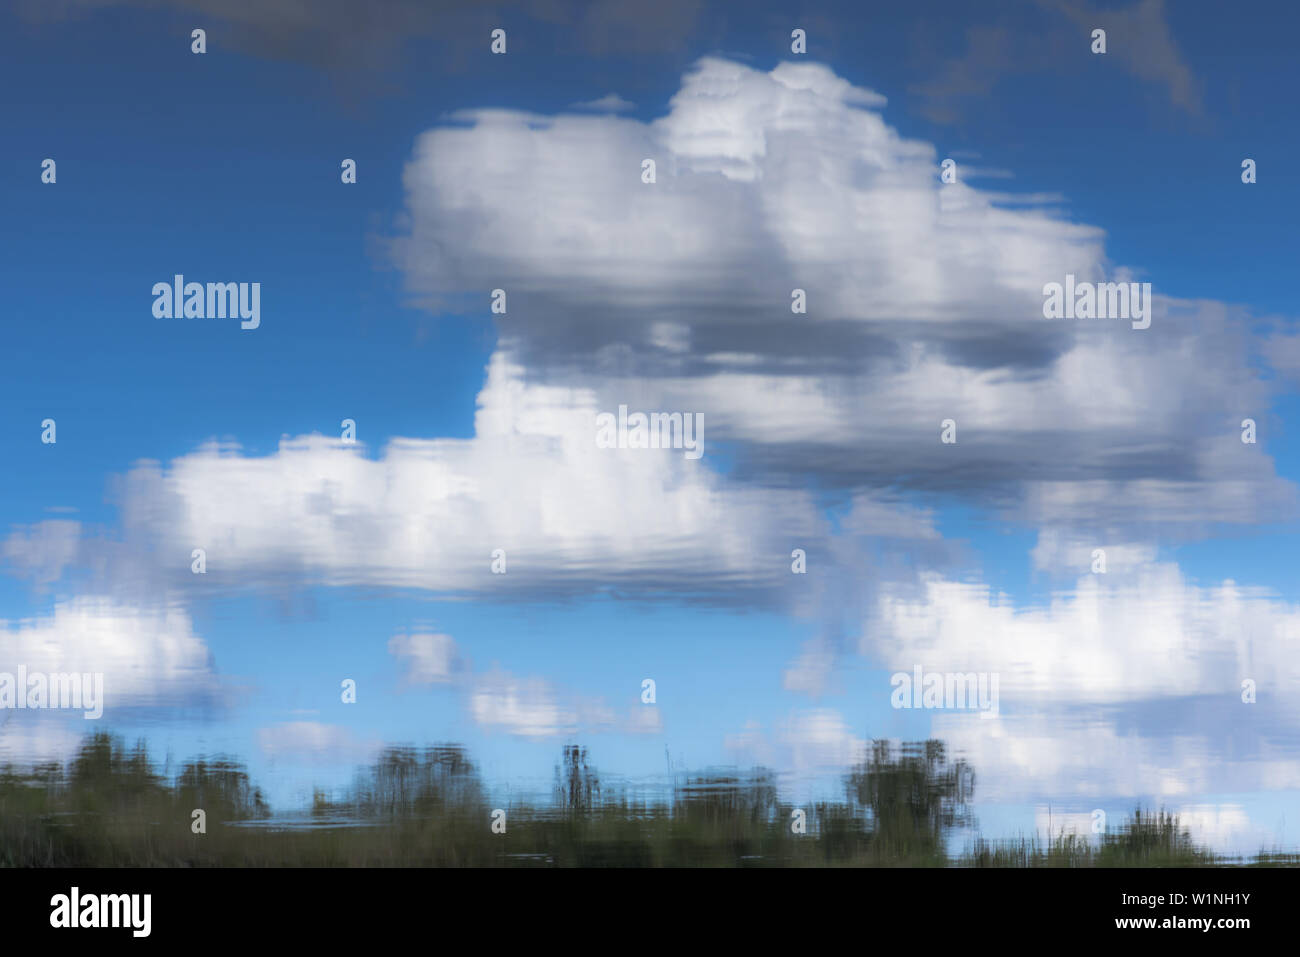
[0,730,1283,867]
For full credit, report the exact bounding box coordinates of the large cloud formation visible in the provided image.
[9,57,1288,600]
[391,57,1293,536]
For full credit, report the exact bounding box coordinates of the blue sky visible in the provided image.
[2,0,1298,853]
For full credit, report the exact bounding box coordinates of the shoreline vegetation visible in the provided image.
[1,732,1294,867]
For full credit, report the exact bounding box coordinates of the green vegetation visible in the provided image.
[963,809,1217,868]
[0,732,1292,867]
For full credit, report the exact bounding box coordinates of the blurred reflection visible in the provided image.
[0,730,1290,866]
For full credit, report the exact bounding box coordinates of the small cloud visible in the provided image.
[3,520,82,586]
[466,668,639,738]
[388,631,465,687]
[256,722,378,766]
[0,596,222,711]
[783,638,837,697]
[469,669,576,738]
[724,710,868,772]
[1031,530,1157,575]
[625,704,663,735]
[781,709,869,772]
[0,718,85,766]
[571,93,635,113]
